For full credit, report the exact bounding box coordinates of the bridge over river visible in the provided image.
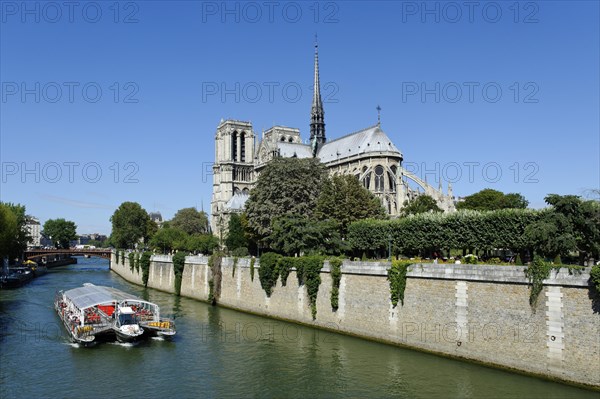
[24,248,112,260]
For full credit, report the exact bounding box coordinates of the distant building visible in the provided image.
[74,234,108,246]
[25,216,41,248]
[149,212,163,228]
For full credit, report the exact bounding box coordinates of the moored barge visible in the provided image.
[55,283,176,346]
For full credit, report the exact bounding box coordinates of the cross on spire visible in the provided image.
[376,105,382,126]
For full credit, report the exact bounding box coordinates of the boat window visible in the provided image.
[119,314,135,325]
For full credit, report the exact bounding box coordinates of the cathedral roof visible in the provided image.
[317,125,402,162]
[225,192,249,211]
[276,142,313,158]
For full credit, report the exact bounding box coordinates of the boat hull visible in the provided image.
[114,326,144,343]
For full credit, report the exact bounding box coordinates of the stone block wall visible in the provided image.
[110,252,599,389]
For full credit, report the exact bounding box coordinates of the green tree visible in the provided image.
[185,234,219,254]
[315,175,386,238]
[0,203,18,259]
[0,202,30,259]
[225,213,248,251]
[149,228,188,253]
[400,195,442,216]
[525,194,600,262]
[43,218,77,249]
[245,158,327,245]
[269,215,346,256]
[146,219,159,242]
[110,202,151,249]
[456,188,528,211]
[170,207,209,235]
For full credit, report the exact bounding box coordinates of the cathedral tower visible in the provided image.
[210,120,255,238]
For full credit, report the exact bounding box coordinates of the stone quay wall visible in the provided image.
[110,252,599,389]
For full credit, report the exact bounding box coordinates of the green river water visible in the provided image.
[0,257,597,398]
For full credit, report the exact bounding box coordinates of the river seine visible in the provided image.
[0,257,596,398]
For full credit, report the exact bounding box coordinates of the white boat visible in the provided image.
[54,283,176,346]
[114,306,144,343]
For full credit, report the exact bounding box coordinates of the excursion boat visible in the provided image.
[54,283,176,346]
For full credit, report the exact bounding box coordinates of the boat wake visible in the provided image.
[151,336,165,341]
[109,341,139,348]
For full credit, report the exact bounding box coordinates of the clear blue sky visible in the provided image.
[1,1,598,235]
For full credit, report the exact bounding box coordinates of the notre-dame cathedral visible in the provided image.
[210,42,455,236]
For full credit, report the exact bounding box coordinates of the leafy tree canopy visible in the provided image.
[526,194,600,260]
[400,195,442,216]
[110,202,151,249]
[245,158,327,243]
[170,207,209,235]
[0,202,30,259]
[43,218,77,249]
[315,175,386,238]
[269,215,347,256]
[149,228,188,253]
[456,188,528,211]
[185,234,219,254]
[225,213,248,251]
[0,203,18,259]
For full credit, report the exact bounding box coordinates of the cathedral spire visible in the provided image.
[310,36,326,155]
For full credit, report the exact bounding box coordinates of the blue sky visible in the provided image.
[1,1,598,235]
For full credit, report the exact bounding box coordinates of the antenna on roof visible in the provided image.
[376,105,382,126]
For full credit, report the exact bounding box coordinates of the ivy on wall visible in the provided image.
[208,279,215,304]
[329,258,343,311]
[209,252,223,305]
[387,260,412,308]
[278,257,295,287]
[524,255,551,308]
[591,265,600,294]
[140,252,152,287]
[259,252,282,297]
[128,252,135,273]
[250,258,255,281]
[173,251,188,296]
[232,257,238,278]
[302,256,324,320]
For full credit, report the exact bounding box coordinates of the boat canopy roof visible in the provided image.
[63,283,145,310]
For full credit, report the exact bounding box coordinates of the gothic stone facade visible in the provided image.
[210,120,455,237]
[210,43,454,237]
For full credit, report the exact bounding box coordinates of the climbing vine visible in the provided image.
[387,260,412,308]
[590,264,600,294]
[259,252,282,297]
[173,251,188,296]
[329,258,343,311]
[208,279,215,304]
[140,251,152,287]
[302,256,324,320]
[115,250,119,264]
[120,250,125,266]
[278,257,295,287]
[128,252,135,272]
[232,257,238,278]
[135,252,140,273]
[209,252,223,304]
[250,257,255,281]
[524,255,551,308]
